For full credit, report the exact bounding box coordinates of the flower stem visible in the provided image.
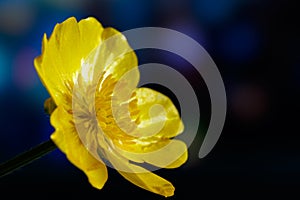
[0,140,57,177]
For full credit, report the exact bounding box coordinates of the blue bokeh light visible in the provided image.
[109,0,152,29]
[193,0,240,25]
[0,44,10,91]
[218,22,261,63]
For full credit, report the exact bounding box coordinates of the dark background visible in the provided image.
[0,0,299,199]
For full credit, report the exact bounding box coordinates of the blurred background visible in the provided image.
[0,0,299,199]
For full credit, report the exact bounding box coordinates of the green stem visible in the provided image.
[0,140,57,177]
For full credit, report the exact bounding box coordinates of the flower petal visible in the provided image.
[34,17,104,106]
[80,28,139,88]
[105,149,175,197]
[50,106,108,189]
[115,140,188,169]
[114,88,184,152]
[112,87,187,168]
[78,17,104,58]
[134,87,184,139]
[101,27,138,81]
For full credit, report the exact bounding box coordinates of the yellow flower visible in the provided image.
[34,16,187,197]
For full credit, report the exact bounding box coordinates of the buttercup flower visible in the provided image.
[34,16,187,197]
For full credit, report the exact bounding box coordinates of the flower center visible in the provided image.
[71,72,140,158]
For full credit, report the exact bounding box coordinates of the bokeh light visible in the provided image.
[109,0,153,29]
[0,1,35,36]
[192,0,239,25]
[218,22,261,63]
[12,47,38,90]
[0,43,10,92]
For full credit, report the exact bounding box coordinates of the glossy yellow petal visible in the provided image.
[119,168,174,197]
[134,87,184,138]
[49,106,71,152]
[34,17,104,106]
[78,17,104,57]
[76,25,139,102]
[50,106,108,189]
[113,88,184,152]
[111,87,187,168]
[100,27,138,81]
[105,149,175,197]
[34,34,47,87]
[80,29,139,89]
[115,140,188,169]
